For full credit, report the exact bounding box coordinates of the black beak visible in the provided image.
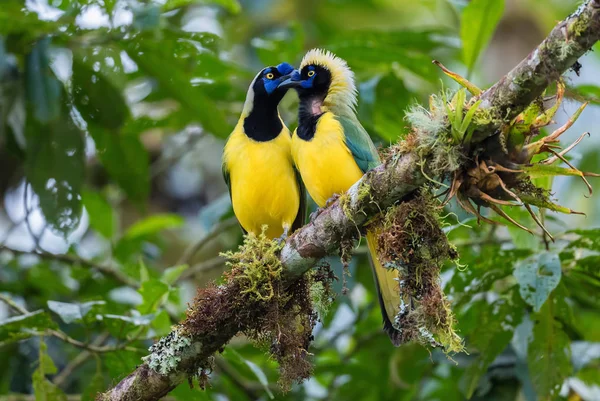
[277,74,302,89]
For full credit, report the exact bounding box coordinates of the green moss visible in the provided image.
[220,226,283,301]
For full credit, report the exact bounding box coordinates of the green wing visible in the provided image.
[292,167,307,232]
[336,115,381,173]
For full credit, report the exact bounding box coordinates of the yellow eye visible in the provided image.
[265,73,275,79]
[307,70,315,77]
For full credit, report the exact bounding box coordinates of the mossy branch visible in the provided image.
[98,2,600,400]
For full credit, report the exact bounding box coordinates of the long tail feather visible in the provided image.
[366,231,402,346]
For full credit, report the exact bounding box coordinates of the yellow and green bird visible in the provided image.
[279,49,402,345]
[222,63,305,240]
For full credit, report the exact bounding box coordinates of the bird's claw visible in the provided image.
[309,209,323,223]
[276,227,290,246]
[324,194,340,208]
[309,194,341,223]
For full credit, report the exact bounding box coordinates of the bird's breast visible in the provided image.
[224,127,300,238]
[292,113,364,207]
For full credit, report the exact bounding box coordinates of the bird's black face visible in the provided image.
[278,65,332,101]
[251,62,295,105]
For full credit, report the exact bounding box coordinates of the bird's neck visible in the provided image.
[243,97,283,142]
[297,94,326,141]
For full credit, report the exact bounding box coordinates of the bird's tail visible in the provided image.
[366,230,402,346]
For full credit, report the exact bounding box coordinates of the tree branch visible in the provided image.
[0,245,139,288]
[98,2,600,400]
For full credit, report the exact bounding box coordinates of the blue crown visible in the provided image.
[276,62,294,75]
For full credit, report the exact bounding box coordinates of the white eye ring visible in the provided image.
[265,73,275,79]
[307,70,315,77]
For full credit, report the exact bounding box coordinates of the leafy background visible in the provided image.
[1,0,600,400]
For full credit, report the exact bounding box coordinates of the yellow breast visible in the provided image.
[223,122,300,239]
[291,112,363,207]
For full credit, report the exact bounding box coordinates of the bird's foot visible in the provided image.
[324,194,341,208]
[308,209,323,224]
[309,194,341,223]
[275,227,290,246]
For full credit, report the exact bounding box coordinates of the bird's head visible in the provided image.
[278,49,357,117]
[241,62,294,115]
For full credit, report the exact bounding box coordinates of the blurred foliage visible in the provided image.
[1,0,600,401]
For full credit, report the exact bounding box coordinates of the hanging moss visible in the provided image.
[371,190,463,355]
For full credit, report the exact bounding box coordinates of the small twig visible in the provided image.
[177,256,225,282]
[52,332,112,387]
[176,217,238,266]
[44,330,144,353]
[0,293,28,314]
[0,245,139,288]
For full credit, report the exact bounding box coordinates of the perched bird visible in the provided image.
[222,63,305,240]
[279,49,402,345]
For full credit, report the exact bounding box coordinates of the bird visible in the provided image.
[222,63,305,240]
[278,49,402,345]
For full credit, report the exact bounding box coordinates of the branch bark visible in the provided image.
[99,2,600,400]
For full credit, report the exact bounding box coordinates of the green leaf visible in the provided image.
[448,248,531,308]
[25,117,85,236]
[82,189,115,238]
[528,299,573,400]
[25,39,85,236]
[102,350,142,381]
[244,359,274,399]
[161,265,188,286]
[504,206,542,251]
[572,84,600,105]
[0,310,57,343]
[102,313,153,339]
[90,128,150,204]
[461,295,524,398]
[82,360,105,401]
[33,339,67,401]
[0,2,60,41]
[514,251,562,312]
[223,349,274,399]
[132,4,161,31]
[522,164,587,178]
[123,37,232,137]
[372,73,410,141]
[124,213,184,240]
[162,0,241,13]
[327,29,449,83]
[170,382,211,401]
[253,23,304,67]
[568,228,600,251]
[151,310,172,337]
[47,300,105,324]
[25,38,61,123]
[137,279,169,314]
[460,0,505,74]
[72,56,129,129]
